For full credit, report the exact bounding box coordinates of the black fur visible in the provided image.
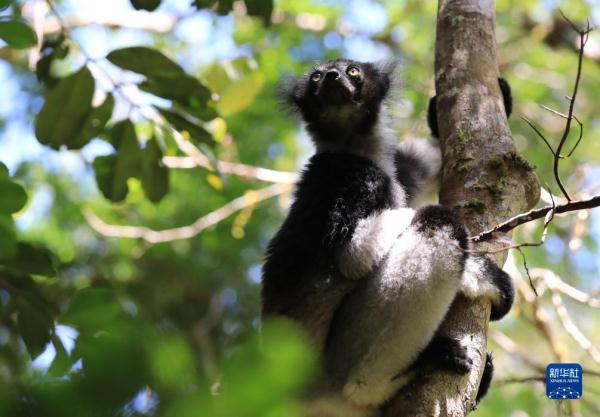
[475,353,494,404]
[482,256,514,321]
[262,152,395,316]
[407,335,473,375]
[394,149,430,203]
[412,205,469,251]
[427,78,513,138]
[282,59,391,143]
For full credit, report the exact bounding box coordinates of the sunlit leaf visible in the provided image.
[17,300,53,359]
[159,108,215,146]
[141,137,169,202]
[218,72,265,116]
[130,0,161,11]
[107,47,184,79]
[0,18,37,49]
[35,66,95,149]
[61,288,121,329]
[0,179,27,214]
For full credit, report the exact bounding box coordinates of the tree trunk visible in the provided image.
[382,1,539,415]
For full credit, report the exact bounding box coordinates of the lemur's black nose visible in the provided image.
[325,69,340,80]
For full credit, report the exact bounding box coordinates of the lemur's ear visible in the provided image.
[376,59,401,98]
[278,73,308,112]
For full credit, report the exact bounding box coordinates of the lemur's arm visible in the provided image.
[428,77,512,138]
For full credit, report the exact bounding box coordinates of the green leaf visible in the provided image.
[130,0,161,11]
[0,161,8,178]
[48,334,72,377]
[192,0,216,9]
[0,179,27,214]
[35,66,95,149]
[218,72,265,116]
[216,0,234,15]
[61,288,121,329]
[139,75,217,120]
[0,0,11,12]
[7,243,56,277]
[142,137,169,202]
[159,108,215,146]
[94,120,141,202]
[107,47,184,79]
[17,300,53,359]
[0,215,17,261]
[0,18,37,49]
[70,93,115,149]
[244,0,273,25]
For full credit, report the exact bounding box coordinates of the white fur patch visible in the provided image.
[337,208,415,279]
[460,256,503,306]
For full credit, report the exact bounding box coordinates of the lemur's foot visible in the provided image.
[411,205,469,250]
[411,335,473,375]
[427,78,512,138]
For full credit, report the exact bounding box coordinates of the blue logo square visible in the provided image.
[546,363,582,399]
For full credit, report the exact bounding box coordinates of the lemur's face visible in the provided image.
[288,59,391,135]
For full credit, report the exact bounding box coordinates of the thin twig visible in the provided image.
[470,195,600,242]
[520,116,555,156]
[84,183,290,244]
[552,14,593,201]
[162,156,299,184]
[552,290,600,364]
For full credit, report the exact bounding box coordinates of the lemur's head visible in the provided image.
[284,59,394,142]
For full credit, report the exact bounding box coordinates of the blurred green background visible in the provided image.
[1,0,600,416]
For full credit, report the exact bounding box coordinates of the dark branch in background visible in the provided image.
[519,13,593,203]
[553,12,592,201]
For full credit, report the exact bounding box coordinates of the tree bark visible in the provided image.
[382,1,539,415]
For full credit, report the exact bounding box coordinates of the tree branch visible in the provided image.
[470,195,600,242]
[162,156,299,184]
[84,183,290,244]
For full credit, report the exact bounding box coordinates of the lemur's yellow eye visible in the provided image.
[311,72,322,82]
[347,67,360,77]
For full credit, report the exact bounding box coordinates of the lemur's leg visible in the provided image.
[427,78,513,138]
[324,205,469,408]
[460,255,514,321]
[336,208,415,280]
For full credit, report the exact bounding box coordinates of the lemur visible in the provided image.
[261,59,515,417]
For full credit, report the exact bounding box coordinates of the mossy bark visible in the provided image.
[382,1,539,415]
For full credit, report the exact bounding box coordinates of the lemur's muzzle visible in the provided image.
[316,70,355,105]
